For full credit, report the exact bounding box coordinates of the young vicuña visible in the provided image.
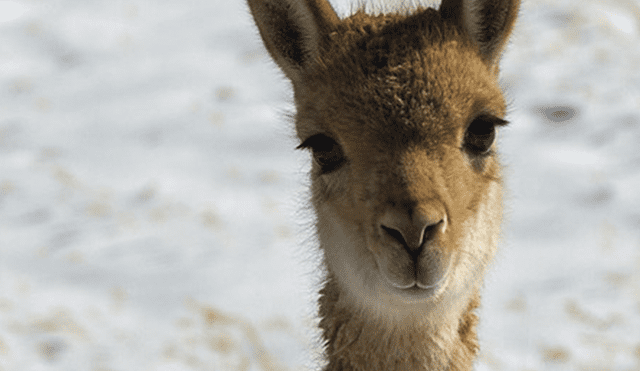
[246,0,519,369]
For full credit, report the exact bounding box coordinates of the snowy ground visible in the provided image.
[0,0,639,370]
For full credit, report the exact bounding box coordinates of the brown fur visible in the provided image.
[318,277,482,370]
[247,0,519,370]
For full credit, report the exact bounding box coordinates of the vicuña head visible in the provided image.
[247,0,519,369]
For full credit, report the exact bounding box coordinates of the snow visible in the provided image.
[0,0,639,370]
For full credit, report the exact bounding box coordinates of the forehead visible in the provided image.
[296,9,505,149]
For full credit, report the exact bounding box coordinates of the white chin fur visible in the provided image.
[316,181,501,324]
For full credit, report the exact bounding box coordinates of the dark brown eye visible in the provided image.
[297,134,346,174]
[464,115,508,156]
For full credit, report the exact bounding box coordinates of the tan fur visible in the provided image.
[247,0,519,369]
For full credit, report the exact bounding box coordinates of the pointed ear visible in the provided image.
[440,0,520,66]
[247,0,340,81]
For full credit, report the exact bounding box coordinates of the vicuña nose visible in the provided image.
[379,204,446,257]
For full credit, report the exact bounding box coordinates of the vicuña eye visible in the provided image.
[464,115,508,156]
[297,134,346,174]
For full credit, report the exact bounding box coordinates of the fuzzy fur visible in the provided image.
[247,0,519,370]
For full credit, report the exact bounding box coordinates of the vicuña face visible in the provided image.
[294,14,507,316]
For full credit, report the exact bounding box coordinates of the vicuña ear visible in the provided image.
[440,0,520,66]
[247,0,340,81]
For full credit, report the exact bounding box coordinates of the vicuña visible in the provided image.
[247,0,519,369]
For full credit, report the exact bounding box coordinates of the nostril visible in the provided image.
[380,219,444,257]
[422,221,440,243]
[381,225,407,247]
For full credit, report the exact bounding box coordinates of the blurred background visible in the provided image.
[0,0,639,370]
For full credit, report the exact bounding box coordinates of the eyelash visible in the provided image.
[297,133,347,174]
[463,114,509,156]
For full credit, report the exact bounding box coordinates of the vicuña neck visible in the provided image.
[318,277,481,371]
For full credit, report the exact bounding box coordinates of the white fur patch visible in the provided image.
[317,178,502,329]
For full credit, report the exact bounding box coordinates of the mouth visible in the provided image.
[385,272,449,301]
[391,284,440,302]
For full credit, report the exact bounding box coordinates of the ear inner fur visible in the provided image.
[247,0,340,81]
[440,0,520,66]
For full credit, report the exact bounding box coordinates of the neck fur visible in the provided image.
[318,276,481,371]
